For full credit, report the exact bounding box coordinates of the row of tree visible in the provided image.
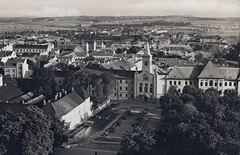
[119,86,240,155]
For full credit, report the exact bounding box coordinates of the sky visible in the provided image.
[0,0,240,17]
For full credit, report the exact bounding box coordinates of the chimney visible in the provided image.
[59,92,62,98]
[22,100,25,104]
[72,86,74,92]
[55,94,58,100]
[86,42,89,52]
[64,90,67,95]
[43,100,46,106]
[48,100,51,103]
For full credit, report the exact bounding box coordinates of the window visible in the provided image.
[185,81,188,85]
[144,83,148,93]
[120,87,122,90]
[200,82,203,86]
[220,83,222,87]
[229,82,232,86]
[209,80,213,86]
[194,81,197,85]
[205,82,208,86]
[126,80,128,84]
[215,82,217,86]
[131,81,133,84]
[178,81,181,85]
[234,82,236,86]
[144,61,148,66]
[120,94,122,97]
[225,82,227,86]
[150,84,153,93]
[139,83,143,92]
[143,74,148,81]
[120,80,122,83]
[125,94,128,97]
[174,81,176,85]
[169,81,172,85]
[190,81,192,85]
[59,80,61,84]
[125,87,128,91]
[131,87,133,91]
[114,93,117,96]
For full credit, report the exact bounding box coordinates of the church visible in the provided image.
[110,41,240,103]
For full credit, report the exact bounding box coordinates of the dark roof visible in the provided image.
[14,44,48,49]
[0,84,24,103]
[0,51,14,57]
[21,53,40,58]
[5,58,26,67]
[0,103,28,113]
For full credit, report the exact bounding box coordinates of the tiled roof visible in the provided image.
[5,58,26,67]
[91,50,113,57]
[0,84,24,103]
[167,66,203,79]
[51,91,84,118]
[198,61,224,79]
[14,44,48,49]
[0,51,13,57]
[75,52,88,57]
[218,68,240,80]
[101,59,135,70]
[21,53,40,58]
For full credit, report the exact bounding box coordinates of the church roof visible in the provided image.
[198,61,224,79]
[144,41,151,56]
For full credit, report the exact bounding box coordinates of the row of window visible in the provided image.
[169,80,237,87]
[116,86,134,91]
[200,81,236,87]
[119,79,134,84]
[16,49,45,52]
[139,83,153,93]
[169,80,197,86]
[113,93,134,98]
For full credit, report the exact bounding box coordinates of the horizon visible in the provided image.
[0,0,240,18]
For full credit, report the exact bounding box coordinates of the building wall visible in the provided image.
[111,78,134,100]
[166,79,198,93]
[61,97,93,130]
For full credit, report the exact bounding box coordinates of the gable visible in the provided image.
[198,61,224,79]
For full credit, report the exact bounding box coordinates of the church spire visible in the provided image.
[144,41,151,56]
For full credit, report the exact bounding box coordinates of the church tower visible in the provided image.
[142,41,153,73]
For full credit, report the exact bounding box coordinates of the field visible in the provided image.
[0,16,239,38]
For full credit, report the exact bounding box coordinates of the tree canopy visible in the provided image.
[158,86,240,155]
[0,105,68,155]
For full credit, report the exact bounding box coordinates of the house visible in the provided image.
[4,58,29,78]
[54,70,69,89]
[0,51,17,63]
[42,86,93,130]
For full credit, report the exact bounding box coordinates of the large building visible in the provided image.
[4,58,29,78]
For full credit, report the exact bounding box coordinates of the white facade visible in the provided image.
[61,97,93,130]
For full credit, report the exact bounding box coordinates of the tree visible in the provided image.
[0,106,68,155]
[3,75,18,87]
[158,86,240,155]
[31,67,57,98]
[118,127,157,155]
